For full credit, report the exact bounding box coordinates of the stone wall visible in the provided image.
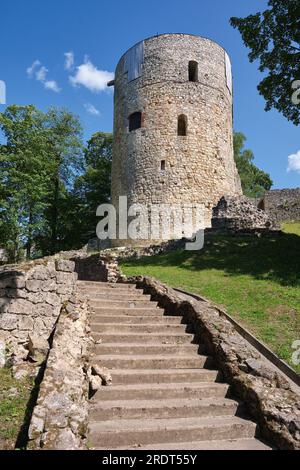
[72,254,109,282]
[112,33,242,245]
[211,195,279,231]
[126,276,300,450]
[0,259,78,372]
[262,188,300,223]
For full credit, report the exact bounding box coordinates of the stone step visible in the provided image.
[91,315,184,325]
[120,438,272,451]
[89,397,240,421]
[90,306,164,316]
[92,307,165,316]
[88,415,256,448]
[92,382,227,401]
[85,292,151,301]
[94,343,203,356]
[91,323,193,334]
[78,283,138,293]
[78,281,137,289]
[92,354,213,370]
[82,287,143,295]
[109,368,221,385]
[92,332,196,344]
[91,300,158,308]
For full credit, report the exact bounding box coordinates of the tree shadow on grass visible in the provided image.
[123,233,300,287]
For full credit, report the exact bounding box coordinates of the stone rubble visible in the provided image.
[27,334,49,364]
[212,195,279,231]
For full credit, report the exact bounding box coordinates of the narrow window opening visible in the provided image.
[177,114,187,136]
[129,112,142,132]
[161,160,166,171]
[189,61,198,82]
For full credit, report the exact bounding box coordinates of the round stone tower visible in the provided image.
[111,33,242,245]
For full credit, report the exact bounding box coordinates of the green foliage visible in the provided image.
[72,132,112,241]
[231,0,300,125]
[0,106,85,260]
[0,105,113,261]
[120,230,300,372]
[0,105,53,261]
[234,132,273,197]
[36,107,84,255]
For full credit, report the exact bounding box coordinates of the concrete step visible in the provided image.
[120,438,272,450]
[91,354,213,370]
[92,382,228,401]
[90,323,193,334]
[92,332,196,344]
[88,415,256,448]
[94,343,203,356]
[89,397,240,421]
[91,300,158,308]
[109,368,221,385]
[91,315,184,325]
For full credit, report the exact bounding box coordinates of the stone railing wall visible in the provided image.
[28,294,92,450]
[124,276,300,450]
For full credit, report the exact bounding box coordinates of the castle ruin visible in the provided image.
[110,33,242,245]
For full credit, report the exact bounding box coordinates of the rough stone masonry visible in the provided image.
[0,258,77,374]
[111,33,242,245]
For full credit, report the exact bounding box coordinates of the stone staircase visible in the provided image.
[78,281,271,450]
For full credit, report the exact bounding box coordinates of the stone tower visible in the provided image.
[110,33,242,245]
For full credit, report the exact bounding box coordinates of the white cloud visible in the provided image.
[26,60,61,93]
[44,80,61,93]
[84,102,100,116]
[287,150,300,174]
[64,52,74,70]
[36,66,48,82]
[26,60,41,77]
[69,60,114,92]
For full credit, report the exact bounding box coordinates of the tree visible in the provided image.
[72,132,112,243]
[231,0,300,125]
[0,106,84,260]
[234,132,273,198]
[0,105,52,261]
[41,108,84,254]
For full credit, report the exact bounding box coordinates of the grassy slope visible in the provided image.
[0,368,32,449]
[121,224,300,373]
[282,221,300,237]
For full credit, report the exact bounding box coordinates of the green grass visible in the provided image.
[0,368,32,450]
[120,227,300,373]
[282,221,300,237]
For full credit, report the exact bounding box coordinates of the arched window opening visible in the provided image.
[129,111,142,132]
[177,114,187,136]
[189,61,198,82]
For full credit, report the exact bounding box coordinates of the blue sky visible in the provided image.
[0,0,299,189]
